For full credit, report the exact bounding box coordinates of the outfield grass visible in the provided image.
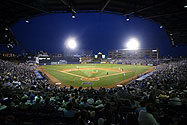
[42,64,150,87]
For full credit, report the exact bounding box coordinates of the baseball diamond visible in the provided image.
[39,64,153,88]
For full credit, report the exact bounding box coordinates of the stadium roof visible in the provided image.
[0,0,187,47]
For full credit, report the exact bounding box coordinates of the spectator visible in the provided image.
[138,103,158,125]
[63,102,77,117]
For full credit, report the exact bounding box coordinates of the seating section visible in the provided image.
[0,59,187,125]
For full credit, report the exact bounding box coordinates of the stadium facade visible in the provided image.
[108,49,159,59]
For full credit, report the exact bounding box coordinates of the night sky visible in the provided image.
[11,13,187,57]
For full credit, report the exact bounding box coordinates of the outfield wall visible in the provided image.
[67,62,81,64]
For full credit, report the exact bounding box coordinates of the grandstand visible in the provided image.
[1,58,187,124]
[1,0,187,125]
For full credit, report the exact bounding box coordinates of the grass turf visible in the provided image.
[42,64,150,87]
[69,69,118,77]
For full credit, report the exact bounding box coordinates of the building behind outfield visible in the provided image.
[64,49,93,57]
[108,49,159,59]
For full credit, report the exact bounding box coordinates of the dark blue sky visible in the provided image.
[11,13,187,57]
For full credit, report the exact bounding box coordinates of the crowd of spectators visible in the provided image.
[111,58,158,65]
[0,59,187,124]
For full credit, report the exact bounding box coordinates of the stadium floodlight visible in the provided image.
[72,13,76,19]
[126,38,139,50]
[184,5,187,8]
[160,25,163,29]
[126,15,130,22]
[25,17,29,23]
[65,37,77,49]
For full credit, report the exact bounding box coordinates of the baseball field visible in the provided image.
[40,64,153,88]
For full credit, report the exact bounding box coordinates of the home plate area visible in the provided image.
[81,77,99,81]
